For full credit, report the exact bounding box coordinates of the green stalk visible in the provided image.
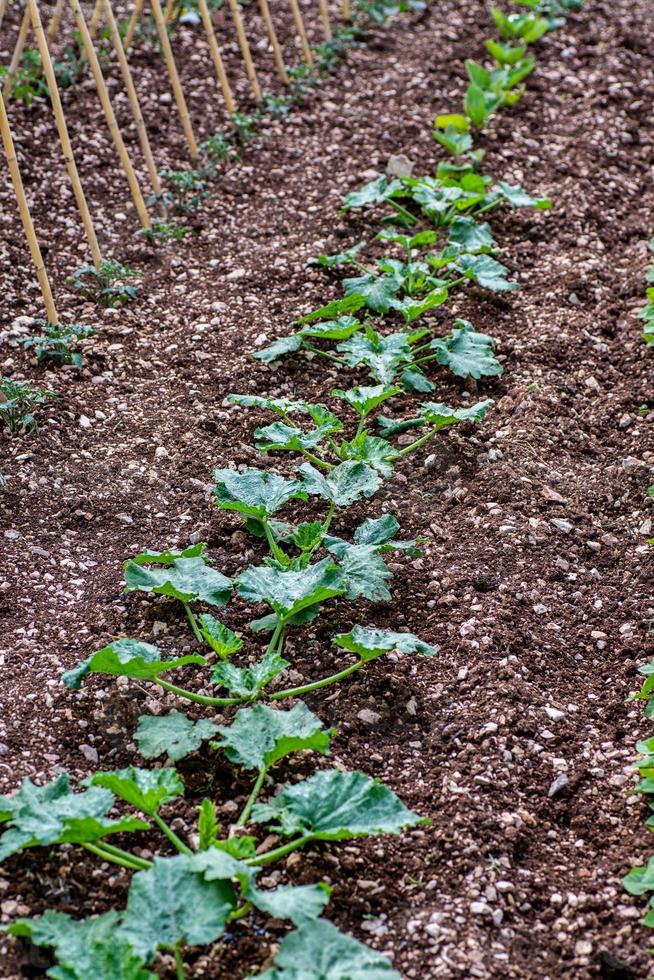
[321,499,336,537]
[270,657,366,700]
[351,258,378,278]
[154,677,242,707]
[262,518,290,564]
[475,198,503,216]
[300,448,333,471]
[183,602,204,644]
[247,834,314,866]
[93,841,153,869]
[82,842,151,872]
[235,768,267,827]
[153,813,192,855]
[396,425,440,457]
[174,944,185,980]
[302,342,349,366]
[388,199,417,225]
[228,901,253,923]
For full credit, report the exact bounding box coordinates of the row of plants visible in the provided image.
[1,1,583,976]
[0,0,423,441]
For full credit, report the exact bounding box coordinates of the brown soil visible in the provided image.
[1,0,654,977]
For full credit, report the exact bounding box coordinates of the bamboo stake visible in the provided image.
[102,0,162,198]
[227,0,261,102]
[258,0,288,85]
[88,0,103,37]
[0,0,7,33]
[4,6,31,101]
[67,0,151,228]
[124,0,144,49]
[47,0,66,42]
[288,0,312,65]
[342,0,350,19]
[149,0,199,157]
[318,0,332,40]
[0,91,58,323]
[197,0,235,113]
[27,0,102,268]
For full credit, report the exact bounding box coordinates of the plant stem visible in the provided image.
[153,813,192,855]
[300,449,333,471]
[93,841,153,868]
[247,834,314,866]
[236,768,267,827]
[321,499,336,538]
[183,602,204,644]
[351,258,378,278]
[174,944,185,980]
[388,199,417,225]
[270,657,365,700]
[302,342,348,365]
[228,901,253,922]
[263,519,290,564]
[155,677,242,707]
[81,842,151,871]
[396,425,440,457]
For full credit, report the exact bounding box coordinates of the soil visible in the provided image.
[1,0,654,977]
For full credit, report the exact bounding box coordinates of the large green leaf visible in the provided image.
[333,625,437,661]
[120,855,237,958]
[342,274,402,314]
[198,614,242,658]
[419,398,494,428]
[458,253,518,291]
[308,241,367,268]
[213,466,307,520]
[128,543,207,566]
[259,919,401,979]
[254,421,338,454]
[497,179,551,209]
[227,393,309,416]
[0,774,148,861]
[252,334,302,365]
[252,769,425,840]
[448,216,496,251]
[124,553,232,607]
[62,639,206,691]
[6,911,153,980]
[353,515,418,553]
[249,883,331,927]
[297,316,362,340]
[623,855,654,897]
[332,384,400,418]
[429,319,502,379]
[237,558,344,620]
[296,294,367,325]
[213,703,333,773]
[338,434,398,479]
[341,175,402,211]
[89,767,184,816]
[135,712,219,761]
[327,543,393,602]
[211,648,289,697]
[298,461,381,506]
[337,331,413,384]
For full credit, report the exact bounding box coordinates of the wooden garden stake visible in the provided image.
[0,0,7,33]
[342,0,350,19]
[124,0,144,49]
[102,0,163,199]
[318,0,332,40]
[258,0,289,85]
[0,91,58,324]
[67,0,151,229]
[149,0,199,157]
[27,0,102,268]
[227,0,261,102]
[4,7,31,101]
[288,0,312,65]
[197,0,236,113]
[46,0,66,42]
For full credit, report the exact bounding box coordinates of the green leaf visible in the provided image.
[213,466,308,520]
[254,421,338,454]
[297,316,363,340]
[338,433,398,479]
[485,39,528,64]
[227,393,309,416]
[332,383,401,418]
[6,911,154,980]
[327,543,393,602]
[249,882,331,928]
[465,83,492,128]
[342,273,402,314]
[237,558,345,620]
[419,398,495,428]
[134,712,219,762]
[0,774,149,861]
[353,514,419,554]
[293,521,325,552]
[120,855,236,958]
[197,798,219,850]
[448,216,496,251]
[124,553,232,607]
[211,648,289,698]
[333,625,437,661]
[308,241,367,268]
[433,113,470,132]
[298,461,381,506]
[128,543,207,566]
[186,847,256,890]
[433,124,472,158]
[259,919,400,979]
[341,175,401,211]
[213,703,333,772]
[198,613,243,658]
[89,767,184,816]
[337,330,414,384]
[458,253,518,291]
[252,769,425,840]
[391,288,449,324]
[62,639,206,691]
[429,319,502,379]
[253,334,302,364]
[296,294,366,325]
[623,856,654,896]
[497,179,551,209]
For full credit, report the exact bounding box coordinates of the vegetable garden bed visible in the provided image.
[1,0,653,976]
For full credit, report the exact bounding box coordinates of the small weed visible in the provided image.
[68,260,138,308]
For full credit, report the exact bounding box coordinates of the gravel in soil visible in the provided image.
[1,0,654,977]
